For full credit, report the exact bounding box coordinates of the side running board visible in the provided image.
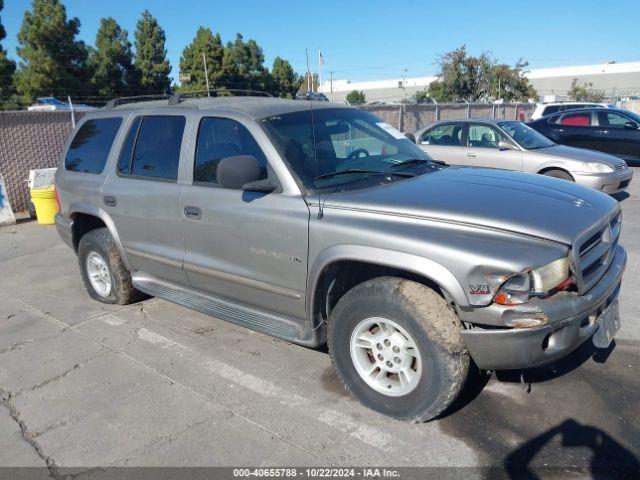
[131,273,321,347]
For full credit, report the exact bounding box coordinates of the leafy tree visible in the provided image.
[297,72,319,94]
[568,78,605,102]
[178,27,224,92]
[89,17,137,98]
[134,10,171,94]
[424,45,537,103]
[346,90,366,105]
[14,0,91,101]
[0,0,17,104]
[270,57,299,98]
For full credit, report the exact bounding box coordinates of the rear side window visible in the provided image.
[541,105,560,116]
[560,112,591,126]
[194,117,267,185]
[118,116,185,181]
[65,118,122,174]
[421,124,463,146]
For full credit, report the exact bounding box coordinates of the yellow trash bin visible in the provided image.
[30,186,59,225]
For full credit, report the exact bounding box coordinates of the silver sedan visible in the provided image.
[414,118,633,194]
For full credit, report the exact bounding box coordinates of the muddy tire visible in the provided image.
[542,169,573,181]
[327,277,469,422]
[77,228,144,305]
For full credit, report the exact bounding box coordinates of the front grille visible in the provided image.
[614,164,627,171]
[571,211,621,294]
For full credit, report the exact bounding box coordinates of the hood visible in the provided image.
[322,167,619,245]
[533,144,627,167]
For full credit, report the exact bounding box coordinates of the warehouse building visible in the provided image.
[320,61,640,104]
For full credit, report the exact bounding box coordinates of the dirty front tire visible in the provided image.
[542,169,573,181]
[327,277,469,422]
[77,228,144,305]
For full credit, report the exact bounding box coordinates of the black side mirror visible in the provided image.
[242,178,277,192]
[217,155,263,189]
[404,132,416,143]
[624,121,639,130]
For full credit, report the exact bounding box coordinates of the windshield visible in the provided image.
[625,110,640,124]
[498,121,555,149]
[261,108,438,191]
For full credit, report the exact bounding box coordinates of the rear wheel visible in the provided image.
[542,169,573,181]
[77,228,144,305]
[327,277,469,422]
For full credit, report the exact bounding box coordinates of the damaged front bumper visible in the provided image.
[460,245,626,370]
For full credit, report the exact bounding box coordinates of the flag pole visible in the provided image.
[318,48,322,93]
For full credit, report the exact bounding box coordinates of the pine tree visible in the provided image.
[270,57,299,98]
[224,33,270,91]
[134,10,171,94]
[0,0,17,105]
[15,0,91,101]
[178,27,223,92]
[90,17,136,98]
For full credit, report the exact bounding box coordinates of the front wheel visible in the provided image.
[327,277,470,422]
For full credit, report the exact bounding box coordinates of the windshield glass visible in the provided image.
[261,108,438,191]
[625,110,640,124]
[498,121,555,149]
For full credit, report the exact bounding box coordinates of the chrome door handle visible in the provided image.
[467,152,477,157]
[596,130,608,134]
[183,206,202,219]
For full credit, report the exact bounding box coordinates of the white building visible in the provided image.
[319,61,640,104]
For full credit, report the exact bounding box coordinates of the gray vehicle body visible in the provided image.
[55,97,626,370]
[415,118,633,194]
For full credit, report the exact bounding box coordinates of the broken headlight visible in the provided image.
[495,256,570,305]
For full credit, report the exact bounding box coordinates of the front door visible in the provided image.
[180,115,309,319]
[596,110,640,162]
[463,123,523,170]
[101,113,190,285]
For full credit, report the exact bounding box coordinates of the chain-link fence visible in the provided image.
[362,103,535,133]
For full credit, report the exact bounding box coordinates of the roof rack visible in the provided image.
[104,94,171,108]
[168,89,273,105]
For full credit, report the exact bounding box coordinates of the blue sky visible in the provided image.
[2,0,640,83]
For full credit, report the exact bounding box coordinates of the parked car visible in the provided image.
[28,96,95,112]
[529,107,640,164]
[295,91,329,102]
[414,118,632,194]
[530,101,609,120]
[55,95,625,421]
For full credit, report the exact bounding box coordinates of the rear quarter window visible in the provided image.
[65,118,122,174]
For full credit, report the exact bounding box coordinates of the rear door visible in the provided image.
[554,111,600,150]
[417,123,464,165]
[596,111,640,161]
[463,123,523,170]
[101,113,190,285]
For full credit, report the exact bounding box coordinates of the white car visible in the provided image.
[27,97,95,112]
[530,101,609,120]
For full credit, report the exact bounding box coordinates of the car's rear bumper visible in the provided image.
[572,169,633,194]
[461,245,626,370]
[54,213,74,250]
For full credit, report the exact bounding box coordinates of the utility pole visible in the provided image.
[329,71,334,102]
[202,52,211,97]
[305,48,311,92]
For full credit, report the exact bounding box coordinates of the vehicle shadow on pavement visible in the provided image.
[612,191,630,203]
[503,419,640,480]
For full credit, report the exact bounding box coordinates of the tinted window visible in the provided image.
[117,117,142,175]
[65,118,122,173]
[129,116,185,180]
[560,112,591,126]
[195,118,267,185]
[599,111,631,128]
[467,124,505,148]
[542,105,560,115]
[421,124,463,146]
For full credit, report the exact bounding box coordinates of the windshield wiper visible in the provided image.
[313,169,414,182]
[389,158,431,169]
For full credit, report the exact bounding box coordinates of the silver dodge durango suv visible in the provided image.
[55,94,626,421]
